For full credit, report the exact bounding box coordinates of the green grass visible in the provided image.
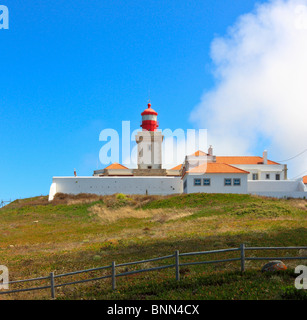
[78,270,299,300]
[0,193,306,300]
[141,193,255,209]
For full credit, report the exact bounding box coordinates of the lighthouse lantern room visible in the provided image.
[140,103,159,131]
[136,102,163,170]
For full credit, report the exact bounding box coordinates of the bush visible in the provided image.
[280,286,307,300]
[232,203,291,217]
[116,193,127,200]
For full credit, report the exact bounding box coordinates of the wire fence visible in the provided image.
[0,244,306,299]
[0,200,12,208]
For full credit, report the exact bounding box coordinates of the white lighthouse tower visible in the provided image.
[135,102,164,172]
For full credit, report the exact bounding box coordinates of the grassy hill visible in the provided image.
[0,193,306,300]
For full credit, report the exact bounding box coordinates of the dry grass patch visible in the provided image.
[89,204,196,224]
[89,205,151,223]
[52,193,166,208]
[54,193,104,205]
[3,193,104,209]
[288,199,307,211]
[149,209,196,223]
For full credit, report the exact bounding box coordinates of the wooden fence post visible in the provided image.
[112,261,116,290]
[240,244,245,273]
[175,250,180,281]
[50,272,55,299]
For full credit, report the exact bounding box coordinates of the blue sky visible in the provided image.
[2,0,299,201]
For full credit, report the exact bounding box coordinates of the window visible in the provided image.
[266,174,270,180]
[276,174,280,180]
[224,178,232,186]
[148,145,151,151]
[194,178,201,186]
[203,178,211,186]
[148,166,152,169]
[233,178,241,186]
[252,173,259,180]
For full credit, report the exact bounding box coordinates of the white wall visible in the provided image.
[248,179,307,198]
[48,175,307,201]
[49,176,182,201]
[249,191,307,199]
[232,164,286,180]
[248,180,305,192]
[183,173,248,194]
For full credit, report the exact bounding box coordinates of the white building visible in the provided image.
[180,149,306,198]
[48,103,307,200]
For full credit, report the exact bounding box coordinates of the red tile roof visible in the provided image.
[216,156,280,165]
[170,164,183,170]
[105,163,129,170]
[186,162,249,174]
[190,150,280,165]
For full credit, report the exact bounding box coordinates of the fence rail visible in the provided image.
[0,244,306,298]
[0,199,11,208]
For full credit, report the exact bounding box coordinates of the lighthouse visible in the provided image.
[135,102,164,171]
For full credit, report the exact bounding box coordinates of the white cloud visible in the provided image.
[190,0,307,178]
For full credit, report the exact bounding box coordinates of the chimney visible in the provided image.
[74,169,77,177]
[263,150,268,165]
[208,145,213,156]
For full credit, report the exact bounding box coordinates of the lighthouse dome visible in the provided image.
[140,103,159,131]
[141,103,158,116]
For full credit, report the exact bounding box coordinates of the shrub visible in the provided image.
[116,193,127,201]
[232,203,291,217]
[280,286,307,300]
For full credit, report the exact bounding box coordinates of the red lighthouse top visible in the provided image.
[141,103,158,116]
[141,103,159,131]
